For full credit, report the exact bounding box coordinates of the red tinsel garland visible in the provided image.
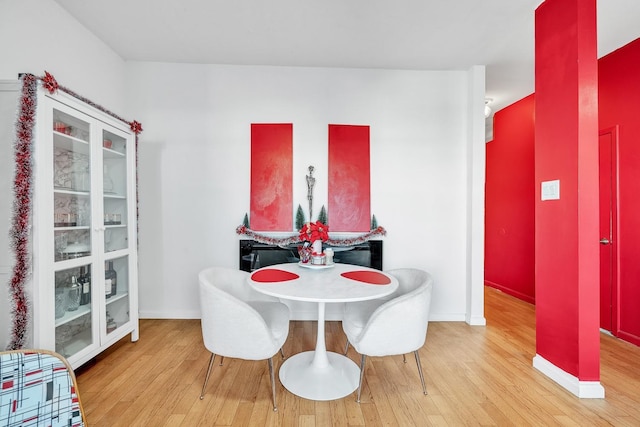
[7,74,37,350]
[236,225,386,247]
[38,71,143,135]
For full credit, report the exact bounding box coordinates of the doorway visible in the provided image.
[599,127,619,334]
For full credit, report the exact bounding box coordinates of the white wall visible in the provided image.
[0,0,128,113]
[0,0,486,336]
[0,0,127,347]
[127,61,485,321]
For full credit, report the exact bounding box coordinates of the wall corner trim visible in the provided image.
[466,315,487,326]
[532,354,605,398]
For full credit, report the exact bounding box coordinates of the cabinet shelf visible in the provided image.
[54,188,90,196]
[103,147,125,158]
[105,224,126,229]
[103,193,126,199]
[55,304,91,327]
[54,225,91,231]
[54,132,90,154]
[106,291,129,306]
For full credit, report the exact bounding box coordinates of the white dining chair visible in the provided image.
[198,267,290,411]
[342,268,433,402]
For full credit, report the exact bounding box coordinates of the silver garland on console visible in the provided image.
[236,164,386,246]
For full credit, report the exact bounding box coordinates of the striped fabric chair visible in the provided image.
[0,349,86,426]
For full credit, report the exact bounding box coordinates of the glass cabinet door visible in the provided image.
[102,129,129,253]
[104,255,130,336]
[53,109,92,262]
[51,107,95,358]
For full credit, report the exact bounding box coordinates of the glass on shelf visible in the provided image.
[54,121,72,135]
[103,130,127,156]
[54,229,91,262]
[66,276,81,311]
[104,213,122,225]
[106,311,117,334]
[54,212,77,227]
[53,110,90,142]
[54,193,91,229]
[55,288,67,319]
[55,265,94,358]
[104,195,128,252]
[105,256,130,334]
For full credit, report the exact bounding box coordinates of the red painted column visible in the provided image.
[534,0,601,388]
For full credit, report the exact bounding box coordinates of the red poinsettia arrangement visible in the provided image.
[299,221,329,243]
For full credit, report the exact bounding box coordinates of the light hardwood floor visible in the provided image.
[76,287,640,426]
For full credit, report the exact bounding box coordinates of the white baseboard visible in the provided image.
[429,313,467,322]
[139,309,200,319]
[139,309,472,322]
[533,354,605,398]
[466,314,487,326]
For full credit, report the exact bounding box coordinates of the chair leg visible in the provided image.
[280,347,286,359]
[402,354,407,363]
[356,354,366,403]
[413,350,427,395]
[200,353,216,400]
[344,340,350,355]
[268,357,278,412]
[219,356,224,366]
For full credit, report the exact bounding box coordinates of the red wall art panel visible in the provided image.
[328,124,371,232]
[250,123,293,231]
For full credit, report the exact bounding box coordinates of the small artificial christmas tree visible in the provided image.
[243,213,250,228]
[371,214,378,230]
[317,205,328,225]
[295,205,306,230]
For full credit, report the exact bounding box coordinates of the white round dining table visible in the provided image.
[248,262,398,401]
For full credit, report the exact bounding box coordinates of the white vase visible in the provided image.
[312,240,323,255]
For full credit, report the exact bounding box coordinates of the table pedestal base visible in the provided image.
[279,351,360,401]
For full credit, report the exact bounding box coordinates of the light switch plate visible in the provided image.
[541,180,560,200]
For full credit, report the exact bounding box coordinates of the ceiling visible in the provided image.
[54,0,640,115]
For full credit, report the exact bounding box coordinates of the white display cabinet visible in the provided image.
[32,87,139,369]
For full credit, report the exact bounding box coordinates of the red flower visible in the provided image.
[41,71,59,94]
[129,120,143,134]
[299,221,330,243]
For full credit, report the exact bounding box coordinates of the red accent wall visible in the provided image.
[250,123,293,231]
[485,95,535,304]
[534,0,600,380]
[328,125,371,232]
[485,38,640,349]
[599,38,640,346]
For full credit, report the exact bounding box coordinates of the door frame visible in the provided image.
[599,126,620,336]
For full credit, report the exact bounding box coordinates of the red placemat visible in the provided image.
[341,270,391,285]
[251,269,300,283]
